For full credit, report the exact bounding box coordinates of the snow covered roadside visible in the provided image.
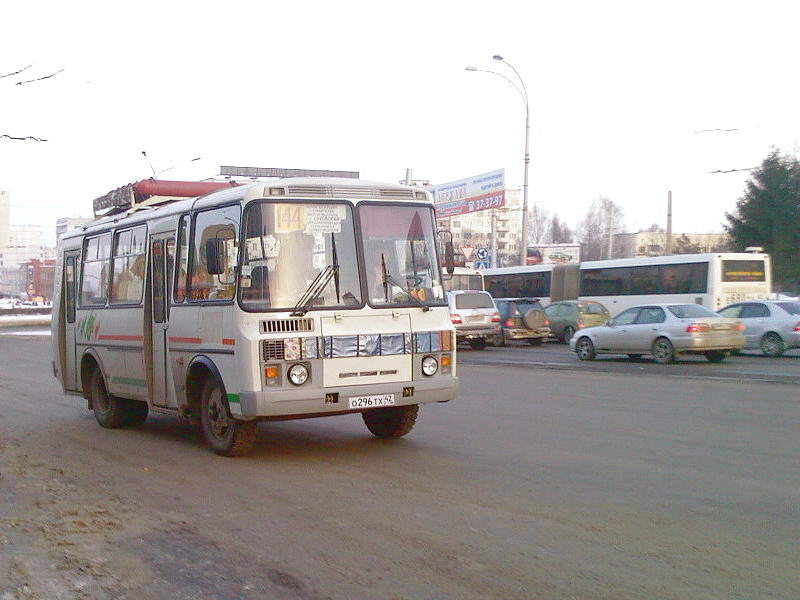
[0,314,52,328]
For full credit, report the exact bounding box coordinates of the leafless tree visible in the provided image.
[528,203,551,245]
[1,64,64,142]
[577,196,625,260]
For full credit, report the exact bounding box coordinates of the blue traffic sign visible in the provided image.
[476,248,489,260]
[474,260,490,269]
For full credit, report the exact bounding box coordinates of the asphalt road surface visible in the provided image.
[1,329,798,599]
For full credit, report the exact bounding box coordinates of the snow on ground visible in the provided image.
[0,314,52,327]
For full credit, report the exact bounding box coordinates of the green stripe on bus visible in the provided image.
[111,376,146,387]
[226,393,241,404]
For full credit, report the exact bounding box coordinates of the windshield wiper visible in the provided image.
[291,264,338,316]
[331,232,340,303]
[291,233,341,316]
[380,253,430,312]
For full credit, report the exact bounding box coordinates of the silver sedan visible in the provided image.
[569,303,745,364]
[718,300,800,357]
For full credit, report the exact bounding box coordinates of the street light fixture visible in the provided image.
[466,55,531,266]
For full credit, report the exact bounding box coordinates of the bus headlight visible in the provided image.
[287,363,309,386]
[421,356,438,376]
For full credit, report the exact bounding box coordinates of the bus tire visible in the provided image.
[760,333,784,358]
[90,368,127,429]
[362,404,418,439]
[652,337,675,364]
[200,378,257,456]
[124,400,149,427]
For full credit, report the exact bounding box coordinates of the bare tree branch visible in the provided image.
[0,134,48,142]
[0,65,33,79]
[15,68,64,86]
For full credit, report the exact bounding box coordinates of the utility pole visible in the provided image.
[665,190,673,255]
[491,209,498,268]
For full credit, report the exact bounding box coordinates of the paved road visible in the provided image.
[1,332,798,599]
[458,339,800,385]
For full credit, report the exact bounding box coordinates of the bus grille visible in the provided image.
[261,318,314,334]
[262,340,286,361]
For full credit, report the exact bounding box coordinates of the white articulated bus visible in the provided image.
[443,266,484,292]
[483,252,771,314]
[52,178,458,456]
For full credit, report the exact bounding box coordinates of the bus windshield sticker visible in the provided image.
[304,205,346,235]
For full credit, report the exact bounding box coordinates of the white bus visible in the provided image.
[483,252,771,314]
[52,178,458,456]
[443,266,484,292]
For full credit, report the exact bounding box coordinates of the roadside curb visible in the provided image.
[0,317,52,328]
[457,357,800,386]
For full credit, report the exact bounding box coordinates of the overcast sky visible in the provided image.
[2,0,799,245]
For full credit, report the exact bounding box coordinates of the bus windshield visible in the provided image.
[240,202,362,311]
[359,204,446,308]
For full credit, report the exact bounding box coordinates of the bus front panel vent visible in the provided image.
[261,319,315,334]
[286,186,330,197]
[331,186,378,198]
[262,340,286,361]
[378,188,416,199]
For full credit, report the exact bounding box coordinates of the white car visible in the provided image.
[717,301,800,357]
[569,303,745,364]
[447,290,501,350]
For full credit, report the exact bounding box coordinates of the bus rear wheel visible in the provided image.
[362,404,418,439]
[200,378,257,456]
[90,368,127,429]
[124,400,149,427]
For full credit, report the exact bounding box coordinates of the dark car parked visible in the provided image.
[493,298,551,346]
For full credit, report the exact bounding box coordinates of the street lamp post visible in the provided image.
[466,55,530,266]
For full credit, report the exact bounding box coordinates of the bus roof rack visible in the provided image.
[92,179,242,218]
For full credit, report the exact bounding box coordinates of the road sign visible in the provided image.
[476,248,489,260]
[475,260,490,269]
[461,246,475,260]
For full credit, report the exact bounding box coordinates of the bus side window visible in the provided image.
[174,216,189,303]
[189,206,240,302]
[65,256,76,323]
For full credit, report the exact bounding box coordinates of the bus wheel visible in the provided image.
[200,378,257,456]
[362,405,418,439]
[652,337,675,364]
[90,368,126,429]
[124,400,149,427]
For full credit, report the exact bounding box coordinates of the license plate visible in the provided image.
[348,394,396,409]
[468,315,484,323]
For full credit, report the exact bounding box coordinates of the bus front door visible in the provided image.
[150,236,174,406]
[63,253,79,391]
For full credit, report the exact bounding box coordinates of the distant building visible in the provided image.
[613,231,730,258]
[56,217,92,241]
[21,258,56,301]
[0,192,56,272]
[436,188,523,268]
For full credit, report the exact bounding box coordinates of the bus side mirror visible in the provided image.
[445,241,455,275]
[206,238,226,275]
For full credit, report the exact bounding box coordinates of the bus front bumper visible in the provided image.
[236,375,459,419]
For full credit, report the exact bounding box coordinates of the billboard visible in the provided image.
[429,169,505,218]
[527,244,580,265]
